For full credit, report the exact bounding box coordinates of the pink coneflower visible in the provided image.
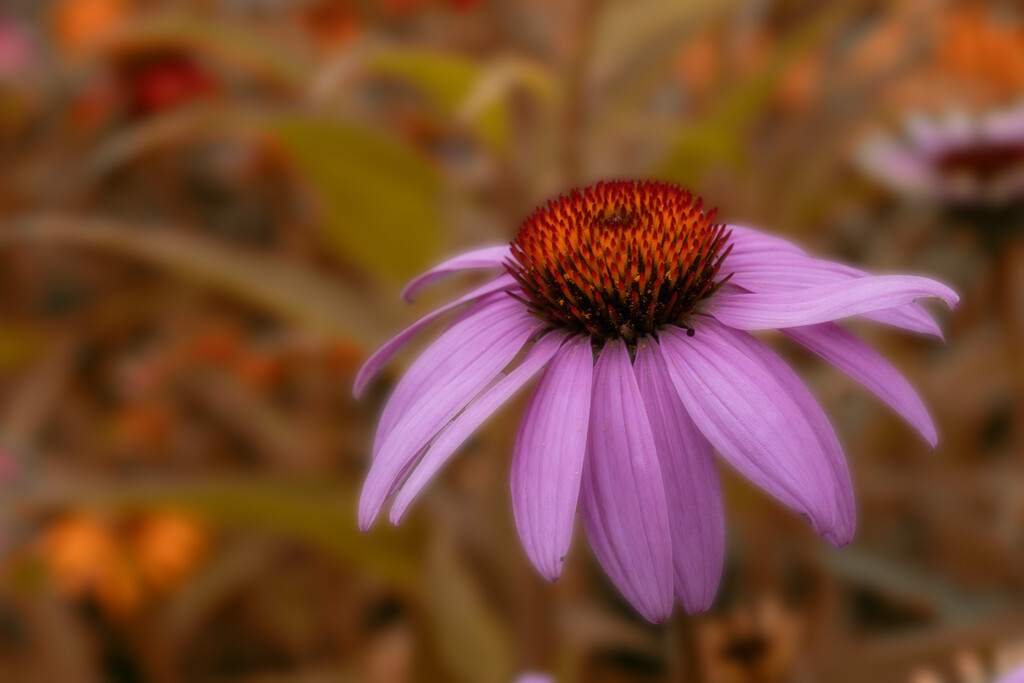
[857,102,1024,206]
[355,180,957,623]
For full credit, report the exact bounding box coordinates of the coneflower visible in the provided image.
[857,102,1024,207]
[356,180,957,623]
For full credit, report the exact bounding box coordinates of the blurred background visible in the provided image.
[0,0,1022,681]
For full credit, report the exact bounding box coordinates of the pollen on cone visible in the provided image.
[507,180,731,345]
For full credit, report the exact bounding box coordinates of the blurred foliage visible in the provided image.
[261,114,444,282]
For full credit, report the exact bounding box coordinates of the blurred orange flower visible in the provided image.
[302,1,360,53]
[41,513,121,598]
[51,0,131,57]
[39,510,208,616]
[938,6,1024,96]
[130,511,208,593]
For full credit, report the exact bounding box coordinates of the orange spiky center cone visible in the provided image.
[507,181,732,346]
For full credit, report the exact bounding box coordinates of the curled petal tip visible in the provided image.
[931,281,959,309]
[353,365,374,400]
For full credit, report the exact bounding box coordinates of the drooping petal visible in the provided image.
[708,275,958,331]
[634,337,724,612]
[579,341,673,623]
[724,224,806,259]
[511,334,592,581]
[711,324,855,547]
[354,274,517,398]
[726,257,871,290]
[783,323,937,447]
[723,248,943,338]
[373,293,515,452]
[401,245,512,302]
[389,331,568,524]
[658,324,839,538]
[858,305,944,339]
[359,295,538,530]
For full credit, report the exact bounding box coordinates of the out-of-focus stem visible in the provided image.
[561,0,603,186]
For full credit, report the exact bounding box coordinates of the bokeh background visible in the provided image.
[0,0,1022,681]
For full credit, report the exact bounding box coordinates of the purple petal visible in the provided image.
[401,246,512,302]
[389,331,568,524]
[372,293,514,452]
[859,305,944,339]
[726,258,869,290]
[708,275,958,331]
[783,323,936,447]
[359,295,538,530]
[712,324,855,547]
[723,248,943,338]
[579,341,673,623]
[511,334,593,581]
[725,224,806,259]
[634,338,724,612]
[658,323,840,538]
[354,274,517,398]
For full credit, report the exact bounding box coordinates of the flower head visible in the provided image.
[508,183,731,344]
[857,102,1024,206]
[356,180,957,622]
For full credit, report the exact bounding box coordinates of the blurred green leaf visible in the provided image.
[453,56,558,154]
[367,48,554,154]
[258,115,442,282]
[0,327,44,370]
[82,108,444,285]
[0,216,396,346]
[114,13,310,91]
[369,48,480,112]
[425,539,514,683]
